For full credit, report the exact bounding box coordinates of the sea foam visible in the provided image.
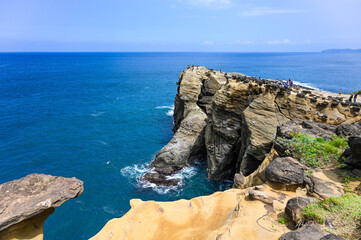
[120,161,198,195]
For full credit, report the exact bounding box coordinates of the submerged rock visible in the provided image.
[141,172,180,186]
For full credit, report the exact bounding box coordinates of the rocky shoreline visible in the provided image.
[1,66,360,240]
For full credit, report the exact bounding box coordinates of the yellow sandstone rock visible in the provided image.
[91,185,309,240]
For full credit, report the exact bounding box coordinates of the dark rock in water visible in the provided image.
[285,197,315,224]
[0,173,84,232]
[278,224,327,240]
[141,172,180,187]
[344,136,361,168]
[335,122,361,137]
[320,234,345,240]
[265,157,304,186]
[248,190,273,204]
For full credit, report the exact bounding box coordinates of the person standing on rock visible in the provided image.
[349,94,353,102]
[338,89,343,95]
[354,93,358,103]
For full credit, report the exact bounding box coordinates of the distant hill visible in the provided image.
[322,48,361,53]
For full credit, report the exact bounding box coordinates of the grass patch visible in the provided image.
[302,193,361,239]
[277,217,287,224]
[279,133,348,168]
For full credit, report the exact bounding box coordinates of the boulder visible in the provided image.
[285,197,315,224]
[320,234,345,240]
[0,173,83,232]
[335,122,361,137]
[344,136,361,168]
[265,157,304,186]
[278,224,327,240]
[307,173,344,199]
[248,190,273,204]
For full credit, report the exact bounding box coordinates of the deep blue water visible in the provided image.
[1,52,361,239]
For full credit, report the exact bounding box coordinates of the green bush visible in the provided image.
[279,133,348,168]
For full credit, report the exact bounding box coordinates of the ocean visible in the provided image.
[1,52,361,239]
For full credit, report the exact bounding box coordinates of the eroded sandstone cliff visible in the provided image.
[143,67,361,184]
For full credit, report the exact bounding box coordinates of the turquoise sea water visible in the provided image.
[1,52,361,239]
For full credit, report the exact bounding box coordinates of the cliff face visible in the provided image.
[144,67,361,184]
[142,67,226,184]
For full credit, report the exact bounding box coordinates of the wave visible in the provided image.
[89,111,104,117]
[292,81,320,91]
[166,109,174,116]
[156,105,174,117]
[120,162,198,195]
[155,105,174,109]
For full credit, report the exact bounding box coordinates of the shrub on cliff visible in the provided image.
[279,133,348,168]
[302,193,361,239]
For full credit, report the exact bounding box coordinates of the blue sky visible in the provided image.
[0,0,360,52]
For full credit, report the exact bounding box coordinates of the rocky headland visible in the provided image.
[93,67,361,240]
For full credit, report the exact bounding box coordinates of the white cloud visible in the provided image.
[267,39,296,45]
[239,7,300,17]
[202,40,214,45]
[235,40,253,45]
[266,39,312,45]
[186,0,232,9]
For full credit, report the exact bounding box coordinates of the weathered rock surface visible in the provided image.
[344,136,361,168]
[278,224,327,240]
[320,234,345,240]
[307,172,344,199]
[265,157,305,186]
[248,190,274,204]
[335,121,361,137]
[285,197,315,224]
[91,185,310,240]
[277,120,337,140]
[0,174,83,239]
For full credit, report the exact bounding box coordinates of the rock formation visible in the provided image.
[0,174,83,240]
[143,67,361,185]
[142,67,226,185]
[93,67,360,240]
[91,185,310,240]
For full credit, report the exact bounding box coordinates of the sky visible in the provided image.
[0,0,360,52]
